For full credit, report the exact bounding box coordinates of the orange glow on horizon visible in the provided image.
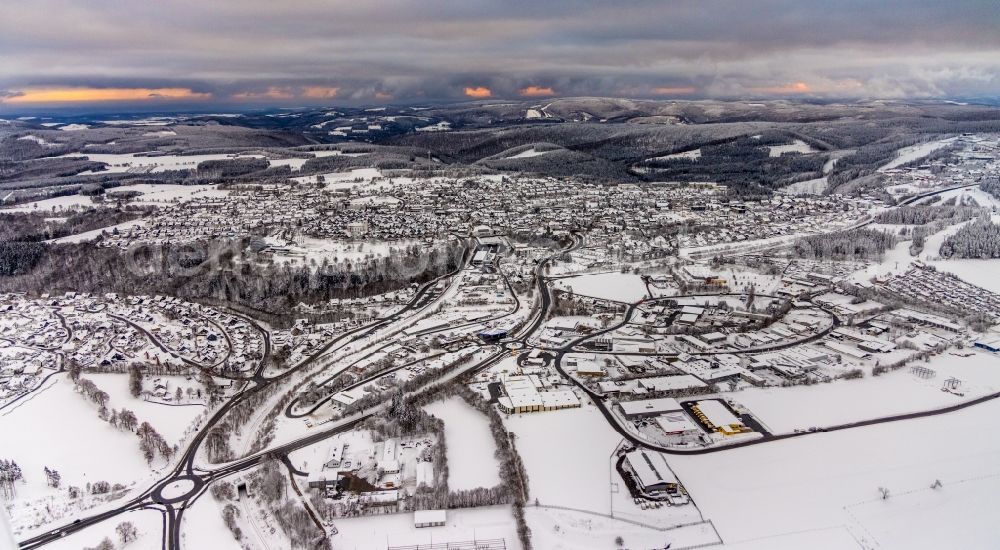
[302,86,340,99]
[519,86,555,97]
[464,86,492,98]
[374,91,393,101]
[753,81,811,95]
[3,87,211,104]
[652,86,697,96]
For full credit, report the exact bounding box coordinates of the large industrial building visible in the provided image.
[496,375,581,414]
[690,400,750,436]
[618,397,683,420]
[622,449,680,494]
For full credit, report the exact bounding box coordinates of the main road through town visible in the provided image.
[21,227,1000,550]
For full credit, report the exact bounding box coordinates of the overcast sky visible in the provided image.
[1,0,997,109]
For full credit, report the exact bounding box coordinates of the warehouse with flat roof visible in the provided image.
[623,449,679,494]
[496,375,581,414]
[690,400,749,436]
[618,397,683,419]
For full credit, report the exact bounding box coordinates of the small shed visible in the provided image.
[414,509,447,528]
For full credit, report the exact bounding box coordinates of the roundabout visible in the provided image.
[151,475,205,505]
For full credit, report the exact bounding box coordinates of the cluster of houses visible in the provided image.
[883,135,1000,199]
[108,295,264,375]
[0,292,266,396]
[87,169,873,272]
[879,265,1000,322]
[0,300,61,402]
[675,193,873,250]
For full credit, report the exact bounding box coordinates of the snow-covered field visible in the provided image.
[333,504,521,549]
[782,176,827,195]
[0,377,154,503]
[416,121,451,132]
[423,397,501,491]
[90,373,204,445]
[110,183,229,204]
[778,148,847,195]
[4,183,228,214]
[47,219,145,244]
[767,139,816,157]
[930,259,1000,294]
[180,496,243,550]
[845,474,1000,550]
[734,350,1000,433]
[879,137,957,172]
[68,152,252,173]
[41,508,161,550]
[502,403,622,513]
[508,147,551,159]
[651,148,701,161]
[669,396,1000,548]
[717,529,861,550]
[17,135,55,147]
[552,272,649,303]
[266,150,344,171]
[526,507,718,550]
[852,218,973,282]
[3,194,97,212]
[0,376,167,536]
[292,167,385,189]
[926,185,1000,210]
[61,150,345,175]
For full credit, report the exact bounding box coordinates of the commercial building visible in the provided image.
[478,328,508,343]
[623,449,679,494]
[636,375,706,393]
[702,332,728,344]
[677,265,728,288]
[307,472,338,491]
[822,340,871,360]
[654,412,702,441]
[618,397,683,420]
[690,400,749,436]
[974,336,1000,353]
[893,309,963,332]
[571,357,606,377]
[496,375,580,414]
[378,439,400,474]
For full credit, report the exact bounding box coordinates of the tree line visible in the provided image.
[0,239,465,315]
[71,367,175,465]
[874,204,983,226]
[793,228,896,261]
[940,217,1000,259]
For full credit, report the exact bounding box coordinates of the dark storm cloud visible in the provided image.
[0,0,997,107]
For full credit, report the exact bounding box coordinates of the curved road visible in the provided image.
[20,216,996,549]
